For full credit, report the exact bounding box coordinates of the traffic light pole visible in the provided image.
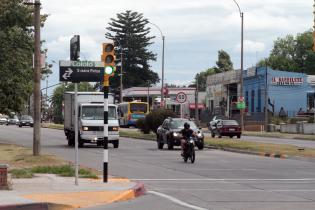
[103,76,109,183]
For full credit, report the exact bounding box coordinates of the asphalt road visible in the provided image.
[1,125,315,210]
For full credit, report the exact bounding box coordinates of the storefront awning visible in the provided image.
[189,103,205,109]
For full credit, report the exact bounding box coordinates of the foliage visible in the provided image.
[105,10,160,90]
[258,30,315,74]
[0,0,50,114]
[144,108,177,134]
[50,83,94,123]
[136,118,150,134]
[195,50,233,91]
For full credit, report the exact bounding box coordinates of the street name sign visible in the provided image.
[59,60,104,82]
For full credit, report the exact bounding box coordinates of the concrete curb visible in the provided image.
[206,146,288,159]
[0,203,71,210]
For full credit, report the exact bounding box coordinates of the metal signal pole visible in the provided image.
[103,77,109,183]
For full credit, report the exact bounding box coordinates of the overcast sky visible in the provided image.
[41,0,313,94]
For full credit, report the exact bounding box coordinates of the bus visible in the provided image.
[118,101,149,127]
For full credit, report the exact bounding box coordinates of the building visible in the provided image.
[122,87,205,117]
[206,67,315,122]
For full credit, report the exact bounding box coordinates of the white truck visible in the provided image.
[64,92,119,148]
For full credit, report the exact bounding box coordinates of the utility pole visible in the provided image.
[195,74,199,125]
[33,0,41,156]
[264,64,268,132]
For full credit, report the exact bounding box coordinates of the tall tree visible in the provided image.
[216,50,233,72]
[259,30,315,74]
[0,0,50,114]
[50,83,94,124]
[195,50,233,91]
[105,10,160,90]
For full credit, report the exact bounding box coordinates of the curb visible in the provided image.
[206,146,288,159]
[0,203,71,210]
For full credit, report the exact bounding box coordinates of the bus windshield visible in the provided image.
[82,106,116,120]
[130,103,147,113]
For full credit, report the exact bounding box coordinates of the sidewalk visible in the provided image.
[0,174,145,210]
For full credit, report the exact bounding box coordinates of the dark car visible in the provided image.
[18,115,34,127]
[211,119,241,138]
[156,118,204,150]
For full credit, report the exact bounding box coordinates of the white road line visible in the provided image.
[132,178,315,181]
[148,190,208,210]
[149,188,315,192]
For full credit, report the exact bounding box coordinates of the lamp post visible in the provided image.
[115,38,124,103]
[232,0,244,130]
[149,22,165,107]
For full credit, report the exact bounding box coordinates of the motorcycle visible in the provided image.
[183,136,196,163]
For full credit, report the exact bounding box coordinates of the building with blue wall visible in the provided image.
[244,67,313,117]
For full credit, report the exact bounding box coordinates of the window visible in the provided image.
[251,90,255,113]
[257,89,261,112]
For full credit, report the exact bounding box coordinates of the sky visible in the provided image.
[40,0,314,95]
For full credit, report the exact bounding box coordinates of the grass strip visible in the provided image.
[243,131,315,141]
[120,130,315,158]
[42,123,64,130]
[10,165,98,179]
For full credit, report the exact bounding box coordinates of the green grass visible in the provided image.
[42,123,64,130]
[120,130,156,140]
[10,165,98,179]
[243,131,315,141]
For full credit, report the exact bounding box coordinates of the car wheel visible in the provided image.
[197,143,204,150]
[167,138,174,150]
[229,135,233,138]
[211,132,215,138]
[218,134,222,138]
[157,135,164,149]
[237,135,241,139]
[19,125,22,127]
[113,141,119,148]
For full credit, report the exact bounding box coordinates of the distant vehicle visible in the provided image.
[211,119,241,138]
[156,118,204,150]
[118,101,149,127]
[0,116,8,125]
[6,115,19,125]
[18,115,34,127]
[208,115,227,131]
[63,92,119,148]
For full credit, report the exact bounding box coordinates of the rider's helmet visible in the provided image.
[184,122,190,129]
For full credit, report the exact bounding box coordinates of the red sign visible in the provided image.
[176,92,187,103]
[238,96,244,102]
[162,87,169,95]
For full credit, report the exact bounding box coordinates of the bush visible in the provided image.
[136,118,150,134]
[145,108,177,134]
[308,116,314,123]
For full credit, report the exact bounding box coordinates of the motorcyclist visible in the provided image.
[180,122,195,156]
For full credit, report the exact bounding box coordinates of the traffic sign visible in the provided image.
[176,92,187,104]
[59,60,104,82]
[237,101,246,109]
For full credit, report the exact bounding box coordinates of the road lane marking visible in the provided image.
[148,190,208,210]
[149,188,315,192]
[132,178,315,181]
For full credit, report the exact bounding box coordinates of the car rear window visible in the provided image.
[222,120,239,126]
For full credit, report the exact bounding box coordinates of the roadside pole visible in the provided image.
[74,83,79,185]
[103,76,109,183]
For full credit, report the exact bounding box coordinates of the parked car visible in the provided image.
[156,118,204,150]
[211,119,241,138]
[6,116,19,125]
[18,115,34,127]
[0,117,7,125]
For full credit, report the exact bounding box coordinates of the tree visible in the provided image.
[216,50,233,72]
[194,50,233,91]
[259,30,315,74]
[50,83,94,123]
[105,10,160,90]
[0,0,50,114]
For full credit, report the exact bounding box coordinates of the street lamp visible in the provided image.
[232,0,244,130]
[149,22,165,107]
[114,38,124,103]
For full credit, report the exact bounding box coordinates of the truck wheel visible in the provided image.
[113,141,119,148]
[78,140,84,148]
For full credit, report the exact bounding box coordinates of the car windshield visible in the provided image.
[82,106,116,120]
[170,120,197,129]
[222,120,239,126]
[21,115,32,120]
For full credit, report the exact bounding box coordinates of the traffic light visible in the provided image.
[101,42,116,77]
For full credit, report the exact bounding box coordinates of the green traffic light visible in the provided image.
[105,66,114,75]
